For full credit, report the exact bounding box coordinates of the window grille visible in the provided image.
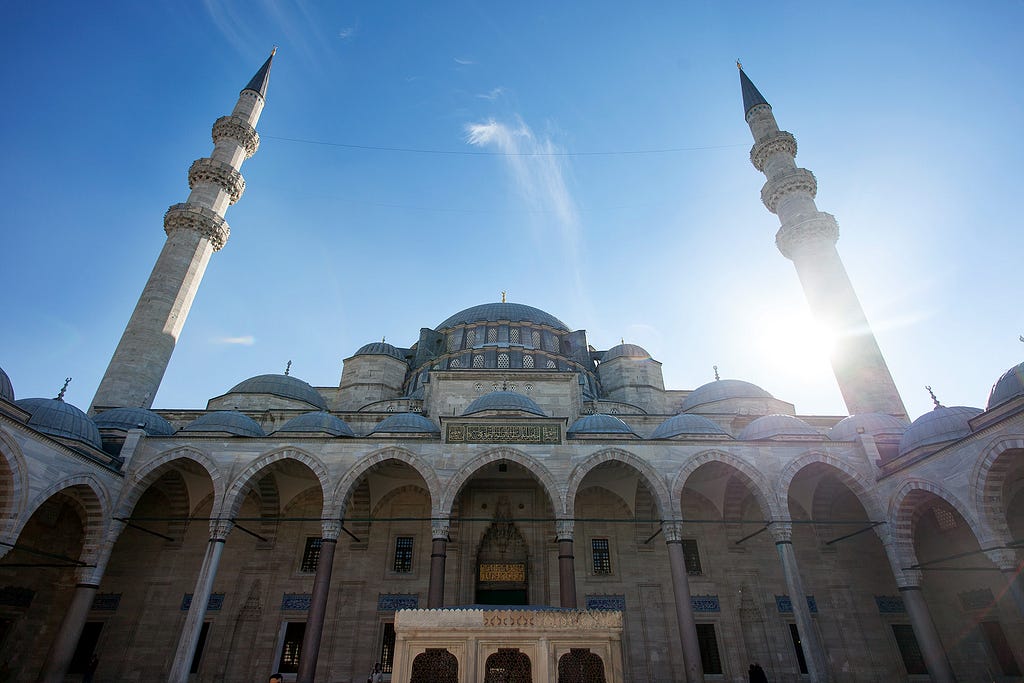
[487,327,498,343]
[393,537,414,573]
[523,355,534,369]
[279,622,306,674]
[497,353,510,369]
[449,358,461,369]
[682,539,702,575]
[531,330,541,347]
[380,623,396,673]
[447,332,460,352]
[696,624,722,674]
[473,355,484,368]
[891,624,927,675]
[592,538,611,574]
[300,537,322,573]
[546,360,556,369]
[510,327,520,344]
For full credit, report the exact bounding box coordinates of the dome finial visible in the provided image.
[284,360,292,376]
[925,385,943,409]
[713,365,720,381]
[56,377,72,401]
[736,59,743,71]
[501,290,507,303]
[620,338,625,345]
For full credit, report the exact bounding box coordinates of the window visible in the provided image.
[931,506,958,531]
[279,622,306,674]
[393,536,414,573]
[300,537,322,573]
[510,327,520,344]
[497,353,510,369]
[380,622,396,673]
[523,355,534,369]
[69,622,103,674]
[695,624,722,675]
[592,539,611,574]
[487,327,498,342]
[891,624,926,675]
[981,621,1021,676]
[449,358,461,369]
[789,624,808,674]
[531,330,541,347]
[682,539,702,575]
[447,332,460,352]
[473,354,484,368]
[190,622,211,674]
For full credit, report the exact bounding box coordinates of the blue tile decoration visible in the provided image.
[958,588,994,611]
[874,595,905,613]
[775,594,818,613]
[181,592,225,611]
[92,593,121,611]
[378,594,419,611]
[691,594,720,612]
[586,595,626,611]
[281,593,312,611]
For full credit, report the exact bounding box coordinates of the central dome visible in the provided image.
[436,303,569,332]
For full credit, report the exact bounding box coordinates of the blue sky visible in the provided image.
[1,1,1021,420]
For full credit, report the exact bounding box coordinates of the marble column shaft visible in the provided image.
[556,520,577,609]
[664,522,703,683]
[900,586,956,683]
[297,521,342,683]
[773,524,831,682]
[427,517,450,609]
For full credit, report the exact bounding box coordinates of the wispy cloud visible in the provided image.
[454,56,476,65]
[476,87,505,101]
[212,335,256,346]
[338,25,357,39]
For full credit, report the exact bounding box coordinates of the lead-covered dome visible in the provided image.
[277,411,355,437]
[463,391,546,417]
[354,341,406,361]
[650,413,730,439]
[227,374,327,410]
[93,407,176,436]
[898,406,982,456]
[987,361,1024,410]
[437,302,569,332]
[739,414,821,440]
[15,398,102,449]
[183,410,265,437]
[680,379,773,412]
[0,366,13,402]
[602,344,651,362]
[370,412,439,434]
[829,413,907,441]
[568,413,636,437]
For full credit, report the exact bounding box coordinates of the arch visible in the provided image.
[440,447,562,517]
[575,485,633,519]
[223,447,330,519]
[779,451,886,521]
[147,469,191,542]
[973,435,1024,545]
[671,449,776,520]
[329,447,442,520]
[371,484,431,519]
[12,474,111,561]
[567,448,671,519]
[118,446,223,518]
[0,428,29,536]
[888,478,988,570]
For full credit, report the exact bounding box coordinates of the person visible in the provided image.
[83,654,99,683]
[269,674,284,683]
[748,662,768,683]
[370,662,384,683]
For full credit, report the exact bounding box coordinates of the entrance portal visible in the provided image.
[476,496,529,604]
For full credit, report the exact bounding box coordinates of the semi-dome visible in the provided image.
[739,414,821,440]
[354,341,406,361]
[370,412,439,434]
[182,410,265,437]
[987,361,1024,410]
[680,379,773,412]
[650,413,730,439]
[437,302,569,332]
[93,407,176,436]
[602,343,651,362]
[15,398,102,449]
[898,406,982,456]
[277,411,355,437]
[226,374,327,410]
[463,391,546,417]
[0,366,13,402]
[567,413,636,437]
[829,413,907,441]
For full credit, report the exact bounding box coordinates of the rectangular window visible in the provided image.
[789,623,808,674]
[393,536,414,573]
[300,537,322,573]
[696,623,723,674]
[682,539,702,575]
[190,622,211,674]
[380,622,396,673]
[278,622,306,674]
[981,621,1022,676]
[592,538,611,574]
[891,624,926,675]
[69,621,103,674]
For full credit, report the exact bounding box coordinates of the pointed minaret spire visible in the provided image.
[741,66,906,418]
[56,377,71,402]
[90,52,275,414]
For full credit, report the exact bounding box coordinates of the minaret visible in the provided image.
[740,65,907,418]
[90,50,275,413]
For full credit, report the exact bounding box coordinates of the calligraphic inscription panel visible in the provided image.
[479,563,527,582]
[447,423,560,444]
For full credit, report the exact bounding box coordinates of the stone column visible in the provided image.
[428,516,450,609]
[297,520,341,683]
[556,519,577,609]
[896,584,955,683]
[168,519,233,683]
[985,548,1024,620]
[664,522,703,683]
[37,520,125,683]
[772,522,831,682]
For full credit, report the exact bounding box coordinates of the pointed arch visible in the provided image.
[440,447,562,516]
[223,447,330,519]
[567,448,671,519]
[329,447,441,520]
[118,446,223,518]
[12,474,111,560]
[972,435,1024,545]
[371,484,431,519]
[888,478,986,570]
[0,428,29,537]
[779,451,885,521]
[671,449,776,520]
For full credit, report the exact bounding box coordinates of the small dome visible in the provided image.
[370,412,439,434]
[354,342,406,361]
[0,366,13,402]
[739,414,820,440]
[227,374,327,410]
[277,411,355,437]
[650,413,730,439]
[93,407,176,436]
[437,302,569,332]
[898,406,982,456]
[829,413,907,441]
[568,413,636,437]
[987,361,1024,410]
[463,391,546,417]
[183,410,265,437]
[680,379,773,412]
[15,398,102,449]
[602,344,651,362]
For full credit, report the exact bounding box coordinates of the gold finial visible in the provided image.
[284,360,292,376]
[736,59,743,71]
[271,46,278,57]
[501,291,506,304]
[925,385,943,409]
[56,377,72,401]
[382,336,386,344]
[620,338,625,345]
[713,365,720,381]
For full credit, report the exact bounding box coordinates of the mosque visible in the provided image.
[0,51,1021,683]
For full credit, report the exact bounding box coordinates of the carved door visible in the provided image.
[557,648,606,683]
[484,648,532,683]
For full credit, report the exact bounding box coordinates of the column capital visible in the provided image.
[555,519,574,541]
[431,517,451,541]
[769,521,793,544]
[321,519,342,541]
[894,570,924,589]
[662,521,683,543]
[209,518,234,541]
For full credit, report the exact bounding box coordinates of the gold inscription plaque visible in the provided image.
[479,563,526,582]
[446,423,561,444]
